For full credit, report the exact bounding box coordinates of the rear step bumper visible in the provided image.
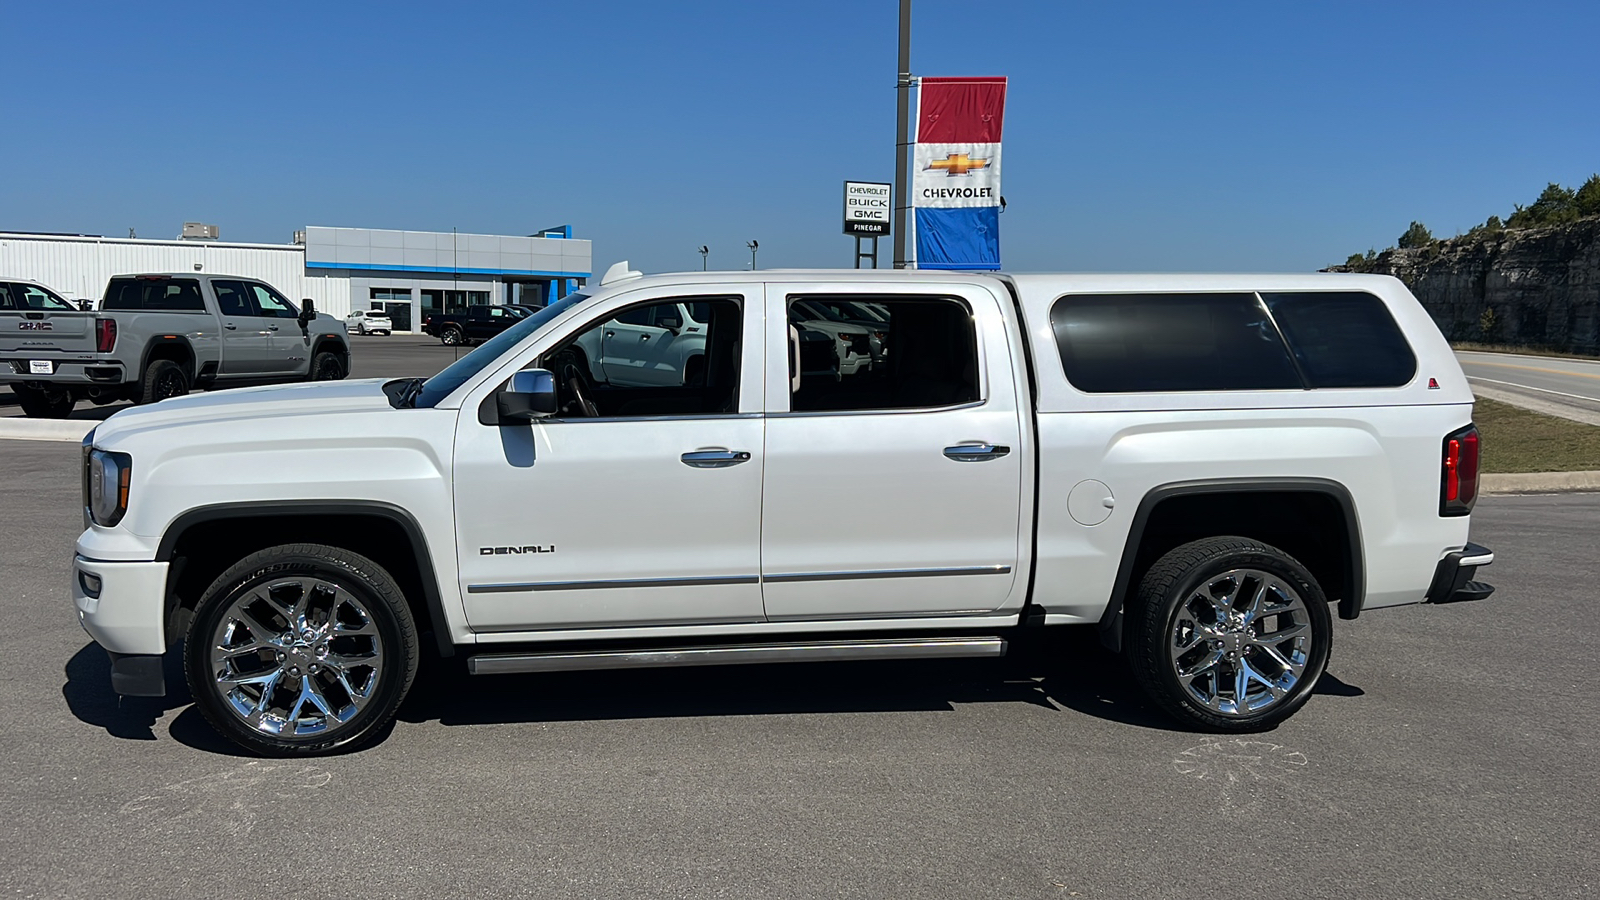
[1425,542,1496,604]
[468,636,1007,675]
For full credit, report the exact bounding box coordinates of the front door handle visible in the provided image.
[224,323,237,330]
[943,442,1011,462]
[681,449,752,468]
[267,324,280,331]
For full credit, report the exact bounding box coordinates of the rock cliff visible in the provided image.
[1326,218,1600,354]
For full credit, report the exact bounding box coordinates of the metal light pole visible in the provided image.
[747,240,759,270]
[699,245,709,271]
[892,0,912,269]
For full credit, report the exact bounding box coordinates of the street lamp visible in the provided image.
[747,240,759,270]
[699,245,709,271]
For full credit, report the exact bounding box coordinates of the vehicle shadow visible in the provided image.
[61,642,190,741]
[65,631,1368,753]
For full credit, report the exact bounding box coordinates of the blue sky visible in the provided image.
[5,1,1597,274]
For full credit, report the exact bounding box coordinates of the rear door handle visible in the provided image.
[224,323,237,330]
[267,324,280,331]
[943,443,1010,462]
[681,449,752,468]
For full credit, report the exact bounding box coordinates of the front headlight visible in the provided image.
[84,448,132,527]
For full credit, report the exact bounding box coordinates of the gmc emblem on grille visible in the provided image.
[17,322,53,331]
[480,545,556,555]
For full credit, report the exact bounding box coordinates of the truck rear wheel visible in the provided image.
[139,359,189,404]
[1127,536,1331,732]
[13,384,76,418]
[184,543,419,757]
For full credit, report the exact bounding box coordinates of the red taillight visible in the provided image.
[95,318,117,353]
[1441,424,1480,516]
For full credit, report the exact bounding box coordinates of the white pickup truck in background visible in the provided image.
[71,264,1493,756]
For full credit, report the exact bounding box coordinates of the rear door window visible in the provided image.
[102,278,206,311]
[1261,291,1416,388]
[1049,293,1302,393]
[212,280,252,317]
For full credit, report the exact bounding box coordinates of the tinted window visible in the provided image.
[212,280,252,317]
[102,278,206,311]
[248,284,298,318]
[542,297,742,417]
[6,284,76,310]
[1262,291,1417,388]
[789,295,979,412]
[1049,293,1302,393]
[414,292,588,408]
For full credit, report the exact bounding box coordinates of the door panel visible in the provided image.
[452,285,766,634]
[210,280,270,375]
[247,284,307,374]
[758,284,1025,620]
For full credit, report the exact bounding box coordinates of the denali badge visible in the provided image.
[17,322,53,331]
[480,545,556,555]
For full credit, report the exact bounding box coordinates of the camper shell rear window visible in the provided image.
[1048,291,1416,393]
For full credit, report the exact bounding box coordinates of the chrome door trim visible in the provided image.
[468,574,761,594]
[468,636,1008,674]
[762,564,1012,584]
[766,400,986,419]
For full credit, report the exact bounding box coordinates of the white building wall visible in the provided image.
[0,233,349,317]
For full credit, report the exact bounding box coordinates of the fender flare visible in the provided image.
[156,500,454,656]
[139,335,198,385]
[1096,477,1364,653]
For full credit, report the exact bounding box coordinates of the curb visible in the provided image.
[0,418,96,442]
[1481,471,1600,494]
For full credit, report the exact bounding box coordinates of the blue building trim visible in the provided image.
[306,261,591,278]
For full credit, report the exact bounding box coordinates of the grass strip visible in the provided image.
[1473,396,1600,473]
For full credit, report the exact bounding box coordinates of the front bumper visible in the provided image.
[1424,542,1496,604]
[72,555,169,656]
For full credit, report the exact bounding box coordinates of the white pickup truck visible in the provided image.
[72,265,1494,756]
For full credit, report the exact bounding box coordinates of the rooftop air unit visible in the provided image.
[180,222,219,241]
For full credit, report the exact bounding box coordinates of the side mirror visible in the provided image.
[496,369,559,424]
[657,315,681,335]
[298,299,316,328]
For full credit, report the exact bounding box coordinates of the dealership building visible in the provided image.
[0,225,592,332]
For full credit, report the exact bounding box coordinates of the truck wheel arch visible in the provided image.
[1097,478,1364,653]
[156,500,454,657]
[309,335,350,370]
[140,336,197,385]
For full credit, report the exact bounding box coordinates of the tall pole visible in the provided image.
[892,0,912,268]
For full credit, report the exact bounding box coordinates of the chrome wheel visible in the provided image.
[1169,568,1313,716]
[208,576,385,738]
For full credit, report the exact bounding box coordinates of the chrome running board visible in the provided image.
[467,636,1007,675]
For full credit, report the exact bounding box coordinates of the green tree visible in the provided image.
[1509,182,1579,227]
[1575,174,1600,217]
[1398,221,1433,249]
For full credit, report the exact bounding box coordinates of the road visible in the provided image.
[1457,350,1600,425]
[1,435,1596,898]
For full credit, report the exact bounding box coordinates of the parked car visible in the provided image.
[72,264,1494,756]
[421,304,528,346]
[0,278,80,313]
[788,300,875,376]
[345,309,393,335]
[0,274,349,417]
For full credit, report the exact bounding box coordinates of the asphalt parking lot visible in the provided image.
[1,428,1596,897]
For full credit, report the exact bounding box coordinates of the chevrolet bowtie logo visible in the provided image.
[927,152,989,175]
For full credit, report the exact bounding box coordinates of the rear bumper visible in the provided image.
[1,358,126,386]
[1425,542,1496,604]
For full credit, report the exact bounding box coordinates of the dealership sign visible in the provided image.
[912,76,1007,270]
[843,181,892,236]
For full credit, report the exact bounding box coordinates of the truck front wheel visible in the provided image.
[440,325,465,346]
[1127,536,1331,732]
[311,351,346,381]
[13,384,76,418]
[184,543,419,757]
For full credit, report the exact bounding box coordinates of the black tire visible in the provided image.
[311,350,346,381]
[139,359,190,405]
[1127,536,1332,732]
[440,325,465,346]
[184,543,419,757]
[13,384,76,418]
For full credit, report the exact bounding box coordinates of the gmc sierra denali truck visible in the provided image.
[0,274,349,417]
[72,264,1494,756]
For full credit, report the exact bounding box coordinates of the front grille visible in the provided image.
[846,334,870,354]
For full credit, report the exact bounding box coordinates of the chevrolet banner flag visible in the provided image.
[912,76,1006,270]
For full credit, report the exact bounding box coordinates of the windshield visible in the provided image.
[413,292,588,408]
